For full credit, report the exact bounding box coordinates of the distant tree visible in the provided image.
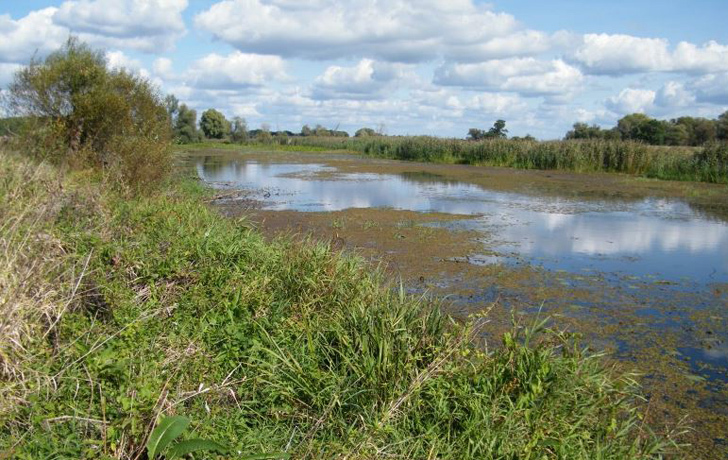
[314,124,330,136]
[230,116,248,143]
[565,122,607,140]
[718,111,728,141]
[275,130,289,144]
[174,104,201,143]
[617,113,651,141]
[200,108,230,139]
[257,123,272,143]
[301,124,313,136]
[164,94,179,126]
[692,117,717,145]
[355,127,376,137]
[467,128,486,141]
[665,123,689,146]
[486,119,508,139]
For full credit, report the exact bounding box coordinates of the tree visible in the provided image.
[355,127,376,137]
[301,124,313,136]
[200,108,230,139]
[7,37,171,189]
[467,128,486,140]
[230,116,248,143]
[565,122,608,140]
[485,120,508,139]
[718,111,728,141]
[257,123,272,143]
[164,94,179,126]
[665,123,689,146]
[174,104,201,144]
[617,113,651,141]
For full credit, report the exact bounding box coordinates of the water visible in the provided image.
[197,157,728,285]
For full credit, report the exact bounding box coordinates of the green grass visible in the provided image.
[270,136,728,184]
[0,149,681,459]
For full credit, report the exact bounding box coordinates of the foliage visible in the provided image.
[355,127,377,137]
[0,149,678,459]
[283,135,728,183]
[200,108,230,139]
[174,104,202,144]
[147,416,228,459]
[301,124,349,137]
[230,116,249,143]
[468,120,508,140]
[571,111,728,146]
[5,37,171,191]
[0,117,26,136]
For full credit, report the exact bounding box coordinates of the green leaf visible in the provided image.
[167,439,228,459]
[146,416,190,459]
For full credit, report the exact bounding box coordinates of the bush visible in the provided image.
[5,37,171,191]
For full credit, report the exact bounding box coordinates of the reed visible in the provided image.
[281,136,727,183]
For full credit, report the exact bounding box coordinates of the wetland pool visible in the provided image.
[192,150,728,458]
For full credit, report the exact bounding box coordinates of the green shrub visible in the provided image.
[5,37,171,191]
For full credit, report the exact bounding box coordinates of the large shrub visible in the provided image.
[5,38,171,190]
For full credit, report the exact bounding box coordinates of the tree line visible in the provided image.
[565,112,728,146]
[165,98,387,144]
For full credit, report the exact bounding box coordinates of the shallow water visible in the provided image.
[197,157,728,285]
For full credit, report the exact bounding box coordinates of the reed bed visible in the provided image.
[281,136,727,183]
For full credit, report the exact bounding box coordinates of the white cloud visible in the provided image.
[605,88,656,114]
[672,41,728,74]
[447,30,576,62]
[0,8,68,63]
[311,59,413,100]
[692,73,728,104]
[53,0,188,53]
[434,58,583,96]
[655,81,695,108]
[572,34,728,75]
[183,51,288,89]
[153,57,174,79]
[106,50,143,72]
[0,62,23,88]
[195,0,520,62]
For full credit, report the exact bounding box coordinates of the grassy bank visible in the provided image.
[268,136,728,184]
[1,149,678,459]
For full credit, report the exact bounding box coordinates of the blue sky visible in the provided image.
[2,0,728,139]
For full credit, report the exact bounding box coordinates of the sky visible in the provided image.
[1,0,727,139]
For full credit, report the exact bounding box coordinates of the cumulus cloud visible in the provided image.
[311,59,413,100]
[153,57,174,79]
[195,0,520,62]
[0,62,23,88]
[183,51,288,89]
[605,88,656,114]
[655,81,695,108]
[571,34,728,75]
[0,8,68,63]
[691,73,728,104]
[434,58,583,96]
[53,0,188,52]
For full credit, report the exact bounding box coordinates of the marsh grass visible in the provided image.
[0,149,682,459]
[278,136,728,183]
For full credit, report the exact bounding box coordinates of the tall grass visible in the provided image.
[281,136,728,183]
[0,149,680,458]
